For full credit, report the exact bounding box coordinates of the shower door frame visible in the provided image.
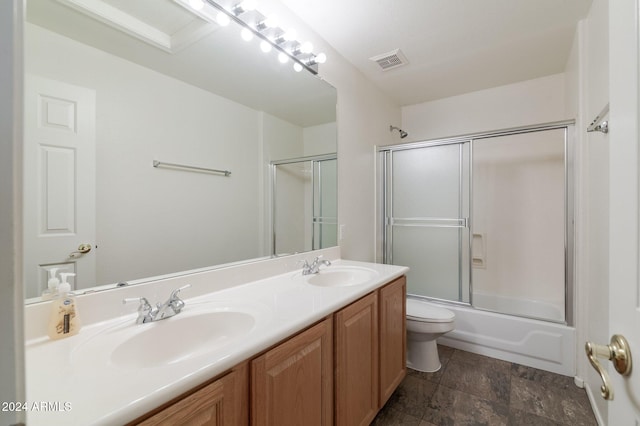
[270,153,337,256]
[379,120,575,325]
[381,138,471,305]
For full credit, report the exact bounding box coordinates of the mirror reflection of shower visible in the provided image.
[390,125,408,138]
[271,155,337,256]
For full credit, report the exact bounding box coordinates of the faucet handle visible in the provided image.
[312,255,329,266]
[123,297,154,324]
[298,259,311,272]
[169,284,191,301]
[166,284,191,315]
[123,297,152,310]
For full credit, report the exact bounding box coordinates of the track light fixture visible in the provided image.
[179,0,326,75]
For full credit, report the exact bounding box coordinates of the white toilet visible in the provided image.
[406,298,456,372]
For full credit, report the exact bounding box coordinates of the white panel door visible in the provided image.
[606,0,640,423]
[24,75,96,298]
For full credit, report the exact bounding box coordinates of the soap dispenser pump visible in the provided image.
[47,272,81,340]
[42,267,63,300]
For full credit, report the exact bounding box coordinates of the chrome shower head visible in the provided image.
[390,125,408,139]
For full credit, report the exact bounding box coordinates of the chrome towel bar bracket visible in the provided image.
[587,103,609,134]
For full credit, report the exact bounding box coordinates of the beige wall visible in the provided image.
[402,73,568,141]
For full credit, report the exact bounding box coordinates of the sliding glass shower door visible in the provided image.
[472,129,566,322]
[383,142,470,303]
[380,124,570,323]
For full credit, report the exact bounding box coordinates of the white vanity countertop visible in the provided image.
[25,259,408,425]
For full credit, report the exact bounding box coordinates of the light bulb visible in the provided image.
[241,28,253,41]
[293,63,303,72]
[300,41,313,54]
[189,0,204,10]
[216,12,231,26]
[260,40,272,53]
[315,52,327,64]
[278,52,289,64]
[283,28,297,41]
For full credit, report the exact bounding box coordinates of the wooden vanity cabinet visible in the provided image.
[251,317,333,426]
[334,277,406,425]
[135,362,248,426]
[334,292,379,426]
[378,276,406,406]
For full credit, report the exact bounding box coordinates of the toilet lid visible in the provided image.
[406,299,455,323]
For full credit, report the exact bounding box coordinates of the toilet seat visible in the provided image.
[406,299,455,323]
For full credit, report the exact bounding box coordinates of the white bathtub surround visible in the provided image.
[24,249,408,425]
[437,302,576,376]
[472,291,565,323]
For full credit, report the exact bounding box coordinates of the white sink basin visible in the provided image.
[110,311,255,368]
[71,300,272,370]
[306,266,378,287]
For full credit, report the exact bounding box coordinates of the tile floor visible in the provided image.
[373,345,597,426]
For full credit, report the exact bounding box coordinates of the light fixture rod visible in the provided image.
[203,0,318,74]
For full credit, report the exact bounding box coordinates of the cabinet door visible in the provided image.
[334,292,379,426]
[379,276,406,406]
[251,318,333,426]
[138,362,248,426]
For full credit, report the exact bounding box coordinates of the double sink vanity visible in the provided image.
[25,249,408,425]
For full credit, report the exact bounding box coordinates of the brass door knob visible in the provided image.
[69,243,92,258]
[585,334,632,400]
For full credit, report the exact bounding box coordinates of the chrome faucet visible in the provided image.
[123,284,191,324]
[300,256,332,275]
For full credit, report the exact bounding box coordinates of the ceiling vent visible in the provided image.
[369,48,409,71]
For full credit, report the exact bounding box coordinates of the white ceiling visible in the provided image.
[279,0,593,106]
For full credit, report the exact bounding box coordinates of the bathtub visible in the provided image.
[472,291,565,323]
[434,298,576,376]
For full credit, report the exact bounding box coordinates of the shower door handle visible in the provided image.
[585,334,632,400]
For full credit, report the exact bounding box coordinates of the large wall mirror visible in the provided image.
[24,0,337,302]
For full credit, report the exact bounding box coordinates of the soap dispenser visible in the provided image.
[42,268,62,300]
[47,272,81,340]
